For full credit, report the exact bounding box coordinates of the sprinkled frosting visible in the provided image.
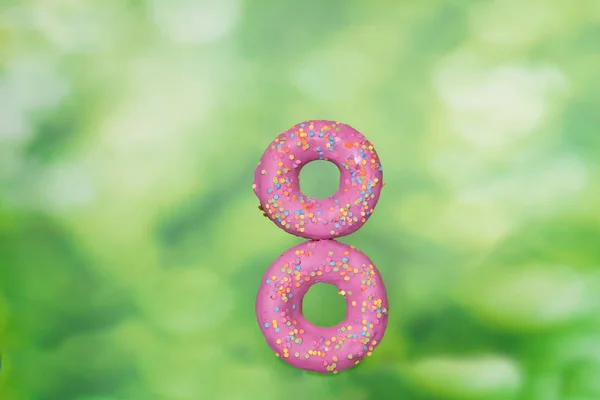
[253,120,384,240]
[256,240,389,374]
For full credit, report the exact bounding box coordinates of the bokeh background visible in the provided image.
[1,0,599,399]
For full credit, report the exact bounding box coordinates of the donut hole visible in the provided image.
[299,160,340,199]
[302,283,346,327]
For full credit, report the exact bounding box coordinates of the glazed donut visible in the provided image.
[255,239,389,374]
[253,120,383,240]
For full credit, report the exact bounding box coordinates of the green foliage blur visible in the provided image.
[1,1,599,399]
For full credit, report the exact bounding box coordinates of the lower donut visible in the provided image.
[256,240,389,373]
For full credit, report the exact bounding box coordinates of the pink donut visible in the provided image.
[255,239,389,374]
[253,120,384,240]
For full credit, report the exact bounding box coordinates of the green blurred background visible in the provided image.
[1,0,599,399]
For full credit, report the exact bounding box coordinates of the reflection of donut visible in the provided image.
[253,120,383,240]
[256,240,389,374]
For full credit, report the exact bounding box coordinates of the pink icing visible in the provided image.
[255,239,389,374]
[252,120,384,240]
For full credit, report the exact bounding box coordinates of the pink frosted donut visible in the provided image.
[253,120,384,240]
[255,239,389,374]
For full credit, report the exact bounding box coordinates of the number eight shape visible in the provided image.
[253,120,389,374]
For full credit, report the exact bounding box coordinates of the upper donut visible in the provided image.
[253,120,384,240]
